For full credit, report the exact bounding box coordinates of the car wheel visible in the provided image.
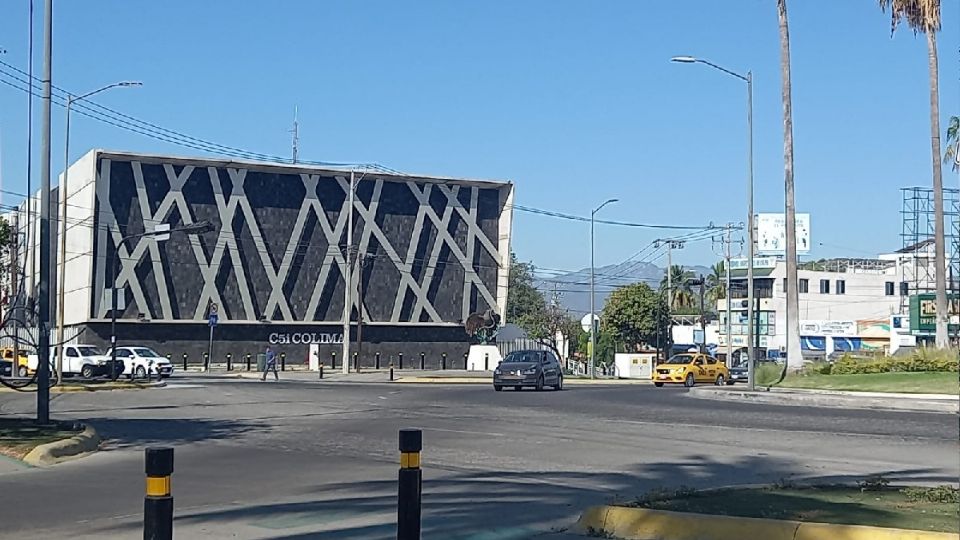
[726,379,735,386]
[684,374,695,387]
[715,374,725,386]
[554,375,563,391]
[535,375,544,392]
[17,366,28,377]
[654,382,664,387]
[81,365,94,379]
[494,385,503,392]
[134,365,147,380]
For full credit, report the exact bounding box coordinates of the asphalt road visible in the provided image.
[0,377,956,539]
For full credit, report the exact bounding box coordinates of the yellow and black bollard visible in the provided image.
[144,447,174,540]
[397,429,422,540]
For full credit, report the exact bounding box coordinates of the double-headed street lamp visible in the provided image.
[589,198,618,380]
[108,221,213,374]
[671,55,756,390]
[56,81,141,384]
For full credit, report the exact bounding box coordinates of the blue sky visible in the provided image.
[0,1,957,273]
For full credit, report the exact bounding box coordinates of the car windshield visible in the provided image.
[77,346,102,356]
[134,348,161,358]
[502,351,540,364]
[664,354,696,365]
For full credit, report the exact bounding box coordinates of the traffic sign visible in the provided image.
[153,223,171,242]
[208,313,218,327]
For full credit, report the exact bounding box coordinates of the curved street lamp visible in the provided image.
[589,198,618,379]
[671,55,755,389]
[56,81,142,384]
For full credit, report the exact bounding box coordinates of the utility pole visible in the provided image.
[291,106,299,164]
[354,252,375,372]
[11,213,19,376]
[712,223,741,367]
[36,0,52,423]
[341,171,355,375]
[659,239,685,310]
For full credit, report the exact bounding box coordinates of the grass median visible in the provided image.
[754,364,959,394]
[0,418,83,460]
[628,483,959,533]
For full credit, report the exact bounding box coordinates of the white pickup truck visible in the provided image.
[27,345,111,379]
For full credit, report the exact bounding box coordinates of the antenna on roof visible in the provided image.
[290,106,299,164]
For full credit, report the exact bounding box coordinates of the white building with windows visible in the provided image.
[718,257,907,361]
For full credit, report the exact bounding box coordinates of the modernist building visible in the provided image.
[9,150,514,368]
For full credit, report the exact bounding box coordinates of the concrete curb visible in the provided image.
[576,505,956,540]
[687,386,959,414]
[22,423,101,467]
[53,381,167,393]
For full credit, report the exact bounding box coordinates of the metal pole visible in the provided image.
[725,228,733,368]
[55,96,72,386]
[110,226,118,370]
[699,275,706,354]
[667,243,673,310]
[36,0,53,423]
[589,211,596,380]
[206,324,214,371]
[356,254,364,372]
[746,71,756,391]
[341,170,354,375]
[11,213,20,377]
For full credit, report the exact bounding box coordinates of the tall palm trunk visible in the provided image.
[778,0,803,369]
[927,30,948,347]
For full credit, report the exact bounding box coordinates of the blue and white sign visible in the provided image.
[208,313,218,327]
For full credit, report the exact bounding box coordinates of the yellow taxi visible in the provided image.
[652,352,729,387]
[1,347,30,378]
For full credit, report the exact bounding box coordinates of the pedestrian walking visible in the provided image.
[261,346,278,381]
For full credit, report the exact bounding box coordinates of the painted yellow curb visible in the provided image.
[577,505,958,540]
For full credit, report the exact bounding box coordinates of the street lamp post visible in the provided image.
[671,55,755,390]
[589,198,618,380]
[108,221,212,373]
[56,81,140,384]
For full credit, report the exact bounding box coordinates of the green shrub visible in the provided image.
[900,485,960,504]
[830,348,958,375]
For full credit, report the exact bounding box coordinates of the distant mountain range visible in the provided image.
[536,261,712,317]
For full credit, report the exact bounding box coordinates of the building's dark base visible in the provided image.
[73,322,475,370]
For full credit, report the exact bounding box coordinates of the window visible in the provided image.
[782,278,787,291]
[799,279,809,293]
[820,279,830,294]
[65,347,78,357]
[706,357,717,365]
[836,280,846,295]
[900,282,909,296]
[885,282,895,296]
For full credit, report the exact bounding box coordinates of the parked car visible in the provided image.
[0,358,10,377]
[106,347,173,379]
[27,345,119,378]
[493,349,563,391]
[652,353,729,387]
[1,347,30,377]
[727,362,747,384]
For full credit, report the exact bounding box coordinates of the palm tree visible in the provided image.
[945,115,959,172]
[706,261,726,304]
[660,265,694,309]
[779,0,803,369]
[879,0,947,347]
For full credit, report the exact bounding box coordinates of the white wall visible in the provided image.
[58,150,98,326]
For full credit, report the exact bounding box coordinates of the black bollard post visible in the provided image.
[182,354,188,372]
[353,352,358,372]
[398,353,404,370]
[441,353,447,370]
[463,352,468,370]
[226,353,232,372]
[389,363,394,381]
[246,354,252,371]
[331,351,337,370]
[484,353,489,371]
[397,429,422,540]
[319,363,324,380]
[144,447,174,540]
[419,352,425,370]
[203,353,209,371]
[280,352,286,371]
[375,352,381,370]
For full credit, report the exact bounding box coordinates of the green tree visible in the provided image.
[505,252,546,327]
[878,0,947,347]
[602,282,670,351]
[0,218,10,252]
[659,265,694,309]
[706,261,726,305]
[945,115,959,172]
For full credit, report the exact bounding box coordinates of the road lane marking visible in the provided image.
[423,427,505,437]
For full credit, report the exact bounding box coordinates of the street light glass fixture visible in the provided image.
[670,56,697,63]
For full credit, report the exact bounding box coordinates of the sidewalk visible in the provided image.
[687,385,959,413]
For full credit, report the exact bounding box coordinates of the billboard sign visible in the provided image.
[799,320,857,337]
[756,213,810,255]
[909,293,960,334]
